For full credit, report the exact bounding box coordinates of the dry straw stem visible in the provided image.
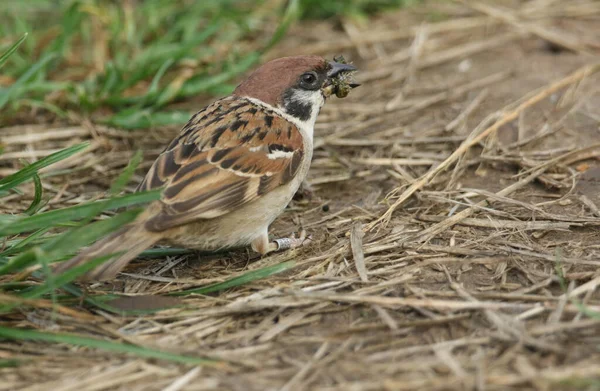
[379,363,600,391]
[413,143,600,242]
[465,1,597,55]
[366,62,600,231]
[290,291,600,314]
[416,215,577,230]
[350,222,368,282]
[301,16,502,54]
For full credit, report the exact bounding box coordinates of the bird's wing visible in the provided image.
[137,96,305,232]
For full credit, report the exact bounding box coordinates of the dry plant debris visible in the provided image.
[2,0,600,390]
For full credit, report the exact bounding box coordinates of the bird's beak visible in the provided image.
[327,61,357,78]
[322,61,360,98]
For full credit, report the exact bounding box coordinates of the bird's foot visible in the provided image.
[273,230,312,251]
[252,230,312,255]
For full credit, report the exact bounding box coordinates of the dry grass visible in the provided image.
[2,0,600,390]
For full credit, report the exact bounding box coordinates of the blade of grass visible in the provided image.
[171,260,296,296]
[0,142,89,192]
[0,209,142,276]
[22,253,116,301]
[0,359,21,368]
[23,173,43,216]
[137,58,174,107]
[0,190,160,236]
[265,0,300,51]
[103,109,191,129]
[555,249,600,319]
[0,227,51,258]
[0,52,55,109]
[0,326,215,365]
[109,150,143,195]
[0,33,27,69]
[179,52,260,98]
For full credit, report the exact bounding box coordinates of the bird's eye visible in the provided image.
[299,72,319,90]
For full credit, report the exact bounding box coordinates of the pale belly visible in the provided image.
[161,182,298,251]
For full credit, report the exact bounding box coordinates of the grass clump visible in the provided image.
[300,0,419,19]
[0,0,298,129]
[0,0,420,129]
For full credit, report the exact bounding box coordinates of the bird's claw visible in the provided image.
[274,230,312,251]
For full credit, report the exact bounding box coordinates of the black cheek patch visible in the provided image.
[285,100,312,122]
[282,89,312,122]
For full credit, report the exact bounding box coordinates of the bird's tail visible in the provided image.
[55,223,161,281]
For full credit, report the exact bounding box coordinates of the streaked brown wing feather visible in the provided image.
[138,97,304,232]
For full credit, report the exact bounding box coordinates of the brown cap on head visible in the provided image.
[233,56,328,106]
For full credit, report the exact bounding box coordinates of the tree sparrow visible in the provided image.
[56,56,358,280]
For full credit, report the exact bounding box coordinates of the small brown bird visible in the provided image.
[57,55,358,280]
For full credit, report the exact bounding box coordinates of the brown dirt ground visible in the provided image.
[2,1,600,390]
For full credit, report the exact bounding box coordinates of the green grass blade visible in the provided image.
[171,260,296,296]
[109,150,143,195]
[0,209,141,276]
[13,98,67,118]
[22,253,115,301]
[0,359,21,368]
[0,142,89,192]
[0,190,160,237]
[265,0,300,51]
[104,109,191,129]
[138,58,174,106]
[0,326,215,365]
[0,33,27,69]
[0,251,35,278]
[23,173,43,215]
[179,53,260,98]
[0,52,55,109]
[0,227,51,258]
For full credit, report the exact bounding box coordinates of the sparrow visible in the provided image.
[56,55,359,280]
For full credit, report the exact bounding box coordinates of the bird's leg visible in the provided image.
[251,229,312,255]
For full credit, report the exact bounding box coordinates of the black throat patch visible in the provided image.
[281,89,313,122]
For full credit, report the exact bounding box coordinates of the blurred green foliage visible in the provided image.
[0,0,415,129]
[300,0,419,19]
[0,0,298,128]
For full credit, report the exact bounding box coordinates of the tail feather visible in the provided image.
[55,224,161,281]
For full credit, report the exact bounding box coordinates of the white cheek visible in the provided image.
[288,89,324,140]
[293,89,325,113]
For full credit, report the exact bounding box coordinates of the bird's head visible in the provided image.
[233,55,359,126]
